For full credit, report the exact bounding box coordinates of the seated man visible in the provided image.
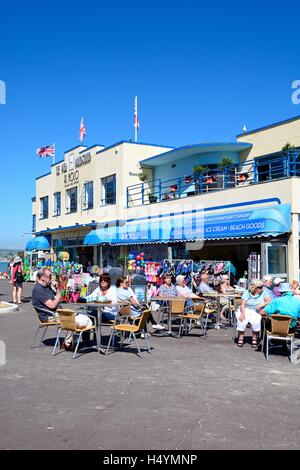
[260,282,300,332]
[32,267,92,350]
[272,277,285,298]
[196,273,215,296]
[262,275,275,300]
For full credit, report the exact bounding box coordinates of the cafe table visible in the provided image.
[151,295,202,336]
[65,301,130,354]
[202,292,241,329]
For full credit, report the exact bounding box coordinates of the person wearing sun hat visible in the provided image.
[11,256,24,304]
[261,282,300,331]
[273,277,285,298]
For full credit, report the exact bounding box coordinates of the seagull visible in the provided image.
[242,125,247,133]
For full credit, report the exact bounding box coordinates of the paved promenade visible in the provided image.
[0,279,300,450]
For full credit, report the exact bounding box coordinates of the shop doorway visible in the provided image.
[188,242,262,280]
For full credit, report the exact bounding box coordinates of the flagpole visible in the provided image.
[134,96,138,143]
[52,142,55,165]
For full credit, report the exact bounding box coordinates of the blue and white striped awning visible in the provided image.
[82,204,291,246]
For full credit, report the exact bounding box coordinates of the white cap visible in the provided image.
[273,277,285,285]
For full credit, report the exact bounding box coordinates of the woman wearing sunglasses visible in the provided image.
[236,279,271,348]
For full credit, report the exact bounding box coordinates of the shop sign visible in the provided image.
[202,204,291,239]
[64,170,79,187]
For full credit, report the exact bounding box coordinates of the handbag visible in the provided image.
[15,270,23,283]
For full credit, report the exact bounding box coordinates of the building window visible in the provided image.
[83,181,93,210]
[267,244,287,276]
[101,174,116,205]
[53,192,61,216]
[32,214,36,232]
[66,187,78,213]
[40,196,48,219]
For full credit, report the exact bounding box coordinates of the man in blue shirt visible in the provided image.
[261,282,300,330]
[262,275,275,300]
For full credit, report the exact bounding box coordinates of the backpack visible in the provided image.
[15,270,23,283]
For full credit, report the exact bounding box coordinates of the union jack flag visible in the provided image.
[36,144,55,157]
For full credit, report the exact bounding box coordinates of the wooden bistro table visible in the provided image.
[66,301,130,354]
[151,294,202,336]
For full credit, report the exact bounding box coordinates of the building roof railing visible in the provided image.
[126,149,300,207]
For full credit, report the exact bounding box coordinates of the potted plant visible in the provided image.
[193,164,207,175]
[217,157,234,186]
[238,173,249,182]
[139,173,148,182]
[204,176,216,184]
[185,175,192,183]
[282,142,295,151]
[218,157,233,169]
[148,193,157,203]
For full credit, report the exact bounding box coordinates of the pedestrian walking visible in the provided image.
[11,256,24,304]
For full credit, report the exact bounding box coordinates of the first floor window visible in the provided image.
[66,187,77,213]
[101,174,116,205]
[40,196,48,219]
[53,192,61,216]
[83,181,93,210]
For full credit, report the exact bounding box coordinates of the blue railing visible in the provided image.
[126,150,300,207]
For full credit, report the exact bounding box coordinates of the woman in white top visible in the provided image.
[116,277,164,330]
[236,279,271,348]
[87,274,119,321]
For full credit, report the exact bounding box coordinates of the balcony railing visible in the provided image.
[126,150,300,207]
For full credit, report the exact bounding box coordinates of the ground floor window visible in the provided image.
[266,244,287,277]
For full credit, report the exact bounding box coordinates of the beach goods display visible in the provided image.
[58,251,70,261]
[127,252,145,275]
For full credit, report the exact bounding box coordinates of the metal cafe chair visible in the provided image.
[178,302,206,338]
[169,299,187,337]
[263,314,295,362]
[53,309,97,359]
[31,307,60,349]
[105,309,152,357]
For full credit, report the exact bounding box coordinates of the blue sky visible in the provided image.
[0,0,299,249]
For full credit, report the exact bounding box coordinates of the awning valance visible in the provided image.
[82,204,291,246]
[25,236,50,251]
[83,226,119,246]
